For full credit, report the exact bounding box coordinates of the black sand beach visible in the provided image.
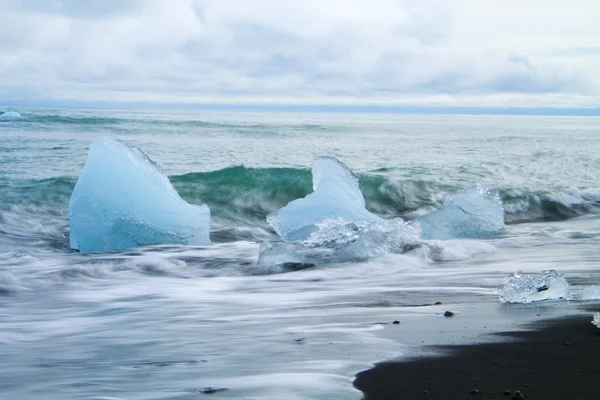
[354,312,600,400]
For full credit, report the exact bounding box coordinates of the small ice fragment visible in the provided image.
[497,270,569,303]
[418,186,505,240]
[69,136,210,252]
[0,111,22,119]
[592,313,600,328]
[267,156,381,242]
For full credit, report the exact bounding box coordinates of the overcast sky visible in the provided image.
[1,0,598,108]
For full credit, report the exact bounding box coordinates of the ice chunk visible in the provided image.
[418,186,504,240]
[0,111,21,119]
[257,218,418,271]
[303,217,414,253]
[592,313,600,328]
[256,229,389,273]
[497,270,569,303]
[570,285,600,301]
[267,156,381,242]
[69,136,210,252]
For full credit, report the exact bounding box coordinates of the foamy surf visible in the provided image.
[1,109,600,399]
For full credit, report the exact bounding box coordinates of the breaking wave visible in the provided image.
[2,167,600,238]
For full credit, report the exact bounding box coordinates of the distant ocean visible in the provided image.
[1,107,600,399]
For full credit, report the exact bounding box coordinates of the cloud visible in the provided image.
[0,0,598,107]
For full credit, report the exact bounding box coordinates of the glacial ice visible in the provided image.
[69,136,210,252]
[418,186,505,240]
[257,217,417,271]
[267,156,381,242]
[261,158,506,269]
[592,313,600,328]
[497,270,569,303]
[261,157,420,269]
[570,285,600,301]
[0,111,21,119]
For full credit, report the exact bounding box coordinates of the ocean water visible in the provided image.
[1,107,600,399]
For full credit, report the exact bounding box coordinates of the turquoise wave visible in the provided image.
[2,166,600,229]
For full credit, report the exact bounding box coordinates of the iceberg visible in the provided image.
[497,270,569,303]
[69,136,210,252]
[267,156,381,242]
[418,186,505,240]
[0,111,22,120]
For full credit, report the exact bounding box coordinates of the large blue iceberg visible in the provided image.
[267,156,381,242]
[418,186,505,240]
[69,136,210,252]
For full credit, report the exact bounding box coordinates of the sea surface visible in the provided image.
[1,107,600,399]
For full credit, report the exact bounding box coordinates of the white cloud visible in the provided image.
[0,0,598,107]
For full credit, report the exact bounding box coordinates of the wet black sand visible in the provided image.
[354,312,600,400]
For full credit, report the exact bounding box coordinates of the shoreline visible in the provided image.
[354,308,600,400]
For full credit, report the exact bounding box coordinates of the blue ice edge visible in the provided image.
[69,136,210,252]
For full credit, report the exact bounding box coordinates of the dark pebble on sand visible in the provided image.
[470,389,479,394]
[392,320,400,325]
[434,301,442,305]
[423,390,429,394]
[504,389,511,396]
[511,390,524,399]
[561,342,570,346]
[444,311,455,317]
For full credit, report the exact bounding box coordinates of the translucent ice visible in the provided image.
[256,226,391,272]
[267,156,381,242]
[497,270,569,303]
[257,218,418,271]
[570,285,600,301]
[0,111,21,119]
[418,186,505,240]
[69,136,210,252]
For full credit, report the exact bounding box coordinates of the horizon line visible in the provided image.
[2,99,600,116]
